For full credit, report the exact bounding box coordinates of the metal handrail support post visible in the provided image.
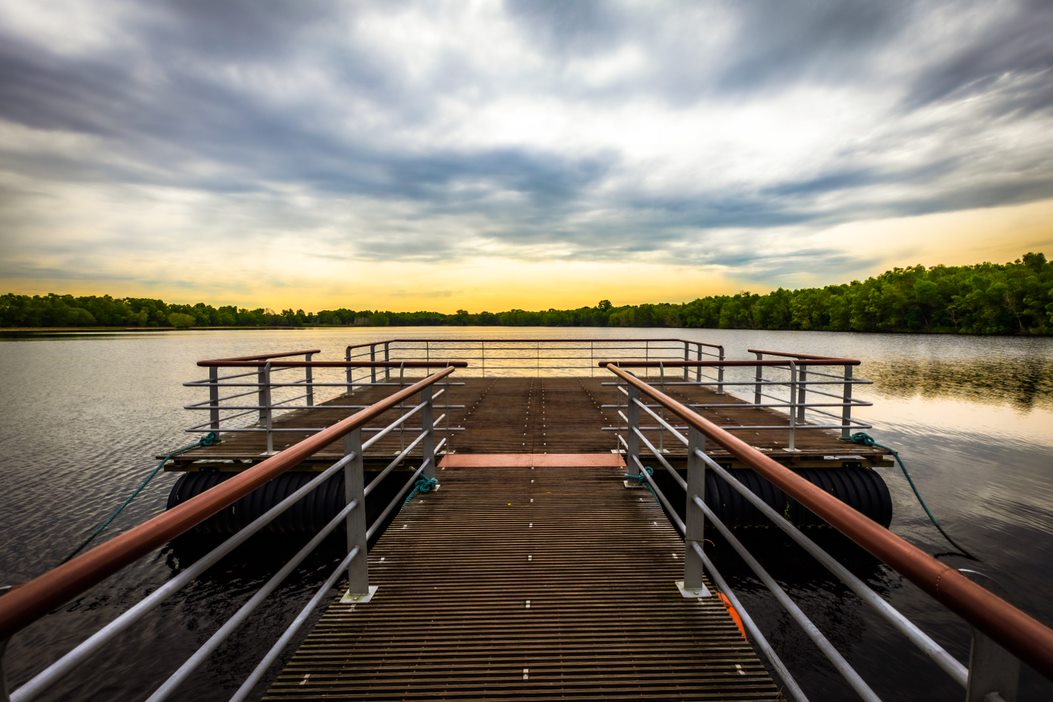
[369,345,377,383]
[208,367,220,431]
[682,341,690,382]
[383,342,391,382]
[344,347,353,394]
[968,629,1018,702]
[626,384,641,477]
[680,427,709,598]
[420,386,436,480]
[304,352,315,407]
[753,351,763,405]
[717,345,725,392]
[796,364,807,423]
[841,364,854,439]
[342,428,374,603]
[788,361,797,451]
[259,362,273,454]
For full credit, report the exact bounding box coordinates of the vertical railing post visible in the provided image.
[787,361,797,451]
[680,427,710,598]
[383,342,391,382]
[753,351,764,405]
[304,352,315,407]
[208,366,220,431]
[626,383,641,477]
[695,343,703,384]
[345,346,353,395]
[258,361,273,454]
[796,363,807,423]
[369,344,377,384]
[716,345,725,393]
[841,364,854,439]
[341,428,375,603]
[420,385,436,479]
[682,341,690,381]
[966,629,1019,702]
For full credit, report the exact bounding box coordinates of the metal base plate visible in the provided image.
[340,585,378,604]
[676,580,711,599]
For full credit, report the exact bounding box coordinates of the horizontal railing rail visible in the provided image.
[607,363,1052,700]
[183,357,467,452]
[346,338,726,381]
[601,359,872,448]
[0,366,459,701]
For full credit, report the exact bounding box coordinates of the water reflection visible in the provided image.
[868,356,1053,410]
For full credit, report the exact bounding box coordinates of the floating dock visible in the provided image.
[4,338,1051,702]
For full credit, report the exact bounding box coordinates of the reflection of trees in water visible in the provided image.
[868,357,1053,410]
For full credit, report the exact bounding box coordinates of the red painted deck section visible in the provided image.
[439,452,626,468]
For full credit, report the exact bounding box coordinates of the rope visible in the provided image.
[842,432,977,561]
[59,432,220,564]
[624,466,658,503]
[403,476,440,507]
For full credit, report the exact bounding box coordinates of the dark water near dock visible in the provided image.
[1,327,1051,700]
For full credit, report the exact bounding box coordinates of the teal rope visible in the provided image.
[624,466,659,504]
[842,432,977,560]
[59,432,220,564]
[403,477,440,507]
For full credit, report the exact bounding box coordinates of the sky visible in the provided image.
[1,0,1052,313]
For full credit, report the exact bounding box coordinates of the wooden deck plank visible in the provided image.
[264,462,783,701]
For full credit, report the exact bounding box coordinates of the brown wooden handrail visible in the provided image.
[746,348,854,362]
[0,367,458,638]
[197,360,470,368]
[606,363,1053,678]
[347,338,726,349]
[600,359,860,367]
[197,349,322,364]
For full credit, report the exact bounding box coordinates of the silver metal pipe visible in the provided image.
[228,545,361,702]
[145,499,360,701]
[694,448,968,687]
[364,428,431,497]
[631,455,686,535]
[691,542,809,702]
[632,427,687,490]
[694,495,882,702]
[633,397,689,446]
[10,454,355,702]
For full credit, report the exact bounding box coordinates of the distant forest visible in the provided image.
[2,252,1050,335]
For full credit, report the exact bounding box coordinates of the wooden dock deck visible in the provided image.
[264,460,782,701]
[173,376,889,471]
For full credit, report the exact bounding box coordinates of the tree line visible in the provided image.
[1,252,1050,335]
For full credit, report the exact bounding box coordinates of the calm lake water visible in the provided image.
[1,327,1051,700]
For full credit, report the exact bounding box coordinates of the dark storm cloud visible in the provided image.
[1,0,1052,285]
[903,0,1053,113]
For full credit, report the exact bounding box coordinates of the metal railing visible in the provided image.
[0,367,461,702]
[603,353,873,449]
[608,363,1053,701]
[185,350,467,453]
[346,337,725,379]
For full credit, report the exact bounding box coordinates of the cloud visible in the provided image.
[0,0,1051,305]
